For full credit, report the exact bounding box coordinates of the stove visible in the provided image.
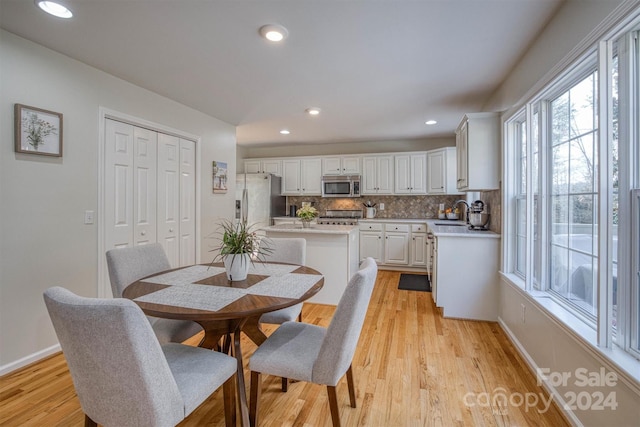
[316,209,363,225]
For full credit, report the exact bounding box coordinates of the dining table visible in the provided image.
[123,261,324,427]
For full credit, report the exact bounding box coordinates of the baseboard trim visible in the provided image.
[0,344,61,377]
[497,318,582,427]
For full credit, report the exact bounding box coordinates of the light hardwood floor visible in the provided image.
[0,270,569,426]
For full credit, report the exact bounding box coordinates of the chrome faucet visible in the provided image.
[453,200,469,223]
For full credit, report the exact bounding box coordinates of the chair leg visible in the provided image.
[281,376,288,392]
[297,311,302,322]
[250,371,262,427]
[346,364,356,408]
[84,415,97,427]
[326,385,341,427]
[223,375,237,427]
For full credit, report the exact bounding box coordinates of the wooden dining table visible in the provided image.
[123,262,324,427]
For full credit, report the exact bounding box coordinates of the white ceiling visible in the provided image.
[0,0,562,147]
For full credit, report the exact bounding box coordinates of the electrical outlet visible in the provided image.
[521,303,526,323]
[379,203,385,211]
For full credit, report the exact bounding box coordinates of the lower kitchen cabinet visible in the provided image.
[359,223,383,262]
[429,231,500,321]
[410,224,427,266]
[359,221,427,269]
[384,224,409,265]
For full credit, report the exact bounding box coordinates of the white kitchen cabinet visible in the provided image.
[409,224,427,266]
[427,147,461,195]
[384,223,409,265]
[362,156,393,194]
[281,158,322,195]
[394,153,426,194]
[244,158,282,176]
[322,156,360,175]
[359,222,384,262]
[456,112,500,191]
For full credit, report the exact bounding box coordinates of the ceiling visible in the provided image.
[0,0,562,147]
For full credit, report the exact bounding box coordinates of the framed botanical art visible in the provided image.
[15,104,63,157]
[212,161,228,193]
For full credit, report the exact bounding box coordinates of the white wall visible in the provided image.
[490,1,639,425]
[0,30,236,372]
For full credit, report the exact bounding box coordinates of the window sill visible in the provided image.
[499,271,640,392]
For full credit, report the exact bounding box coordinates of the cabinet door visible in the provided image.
[322,157,342,175]
[342,156,361,174]
[377,156,394,194]
[301,158,322,194]
[384,232,409,265]
[360,232,383,262]
[410,154,427,194]
[427,150,445,194]
[244,160,261,174]
[362,157,378,194]
[262,159,282,176]
[394,155,411,194]
[282,159,301,194]
[410,233,427,266]
[456,122,469,190]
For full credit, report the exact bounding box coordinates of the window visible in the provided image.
[506,22,640,360]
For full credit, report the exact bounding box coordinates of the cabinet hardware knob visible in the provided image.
[141,231,146,236]
[169,228,174,233]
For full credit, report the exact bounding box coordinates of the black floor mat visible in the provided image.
[398,273,431,292]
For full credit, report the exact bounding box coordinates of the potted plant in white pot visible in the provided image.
[211,219,271,281]
[296,205,318,228]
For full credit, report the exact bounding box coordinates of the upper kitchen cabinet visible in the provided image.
[456,113,500,191]
[321,156,361,175]
[244,158,282,176]
[282,158,322,195]
[362,155,394,195]
[426,147,462,195]
[394,153,426,194]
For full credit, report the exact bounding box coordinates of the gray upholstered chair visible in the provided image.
[106,244,203,344]
[43,286,237,427]
[258,237,307,325]
[249,257,378,427]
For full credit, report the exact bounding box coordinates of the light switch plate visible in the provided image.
[379,203,385,210]
[84,210,94,224]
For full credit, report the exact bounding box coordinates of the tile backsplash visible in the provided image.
[287,195,463,219]
[287,189,502,234]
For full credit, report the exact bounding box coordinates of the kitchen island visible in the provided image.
[261,224,360,305]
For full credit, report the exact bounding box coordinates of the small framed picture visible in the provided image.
[15,104,63,157]
[212,161,228,193]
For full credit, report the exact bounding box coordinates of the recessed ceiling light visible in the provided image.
[425,120,438,125]
[306,108,321,116]
[259,24,289,42]
[35,0,73,18]
[280,129,290,135]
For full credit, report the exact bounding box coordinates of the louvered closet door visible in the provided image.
[179,139,196,266]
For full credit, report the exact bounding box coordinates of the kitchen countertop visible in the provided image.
[358,218,429,224]
[426,219,500,239]
[261,224,358,235]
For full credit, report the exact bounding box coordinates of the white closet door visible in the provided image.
[179,139,196,266]
[133,127,158,246]
[157,133,180,267]
[105,120,134,250]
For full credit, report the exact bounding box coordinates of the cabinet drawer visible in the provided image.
[411,224,427,233]
[359,223,383,232]
[385,224,409,233]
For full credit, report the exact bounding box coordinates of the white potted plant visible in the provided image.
[296,205,318,228]
[211,219,271,281]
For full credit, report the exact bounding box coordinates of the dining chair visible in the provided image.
[258,237,306,325]
[249,257,378,427]
[106,244,203,344]
[43,286,237,427]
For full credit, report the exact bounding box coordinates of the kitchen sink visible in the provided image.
[434,223,465,226]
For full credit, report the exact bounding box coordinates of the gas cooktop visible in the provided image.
[316,209,362,225]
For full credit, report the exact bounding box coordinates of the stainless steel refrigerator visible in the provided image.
[235,173,285,228]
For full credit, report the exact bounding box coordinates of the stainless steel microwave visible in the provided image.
[321,175,361,197]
